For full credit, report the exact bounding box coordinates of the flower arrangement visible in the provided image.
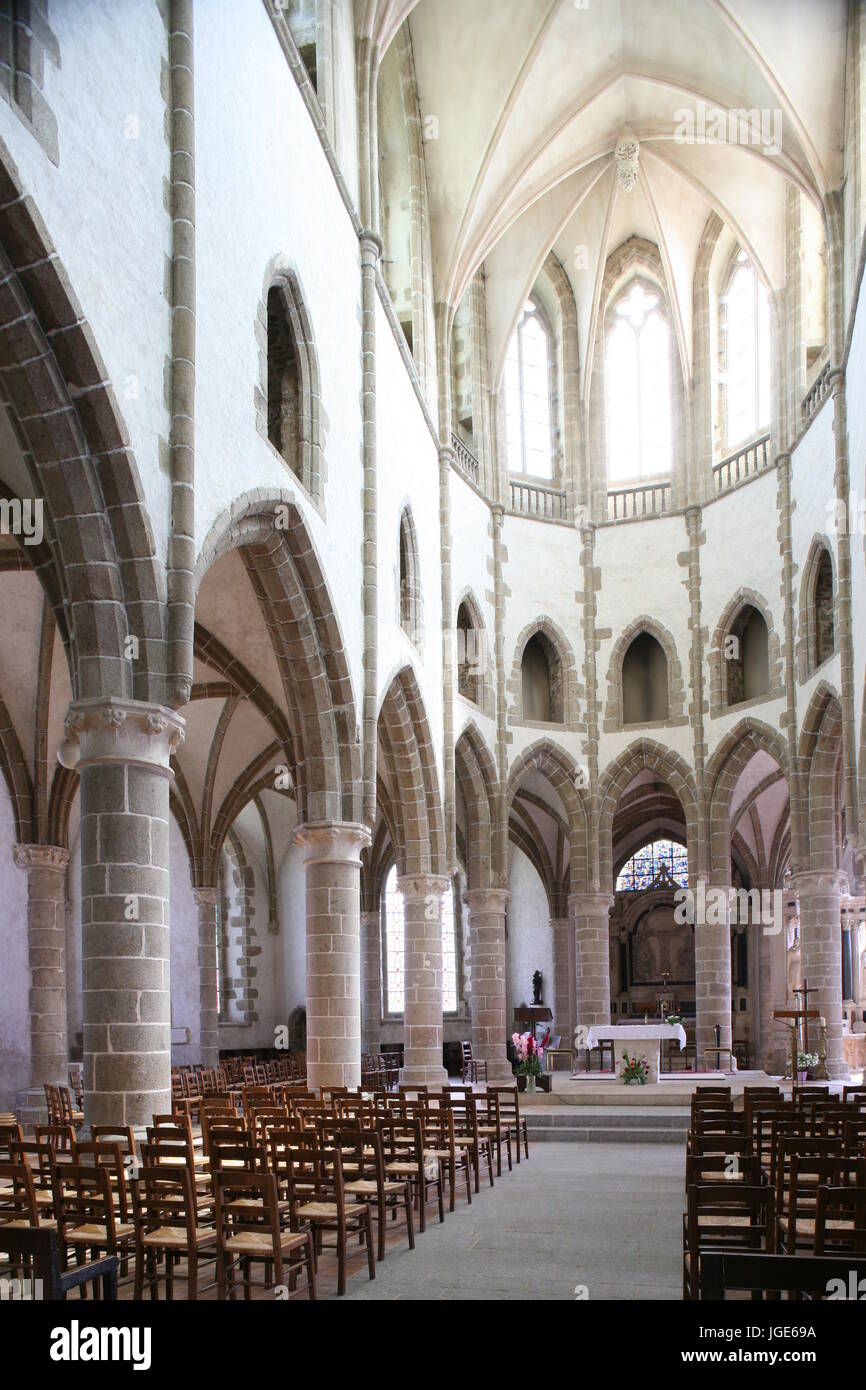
[797,1051,818,1072]
[512,1031,544,1077]
[665,1014,683,1026]
[620,1051,649,1085]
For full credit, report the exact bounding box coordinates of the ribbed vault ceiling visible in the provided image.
[371,0,846,385]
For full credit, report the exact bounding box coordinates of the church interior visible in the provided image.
[0,0,866,1327]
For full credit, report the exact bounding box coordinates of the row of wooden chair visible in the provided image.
[683,1085,866,1298]
[1,1083,531,1300]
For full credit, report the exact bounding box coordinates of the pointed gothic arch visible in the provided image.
[603,616,686,732]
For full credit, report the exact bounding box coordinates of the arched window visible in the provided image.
[726,605,769,705]
[383,867,458,1014]
[606,281,671,481]
[456,601,481,704]
[622,632,669,724]
[812,549,834,669]
[521,631,562,723]
[504,300,553,478]
[616,837,688,891]
[723,251,770,448]
[262,272,323,501]
[398,508,422,646]
[267,286,300,473]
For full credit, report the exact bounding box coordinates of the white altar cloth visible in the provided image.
[585,1023,686,1082]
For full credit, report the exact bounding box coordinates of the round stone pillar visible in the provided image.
[294,822,370,1092]
[193,886,220,1068]
[13,844,70,1088]
[695,885,733,1061]
[570,892,613,1034]
[62,697,184,1130]
[360,908,381,1055]
[464,888,513,1083]
[550,917,575,1048]
[398,874,450,1085]
[793,870,849,1079]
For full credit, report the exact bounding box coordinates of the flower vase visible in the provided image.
[525,1075,536,1094]
[797,1069,807,1084]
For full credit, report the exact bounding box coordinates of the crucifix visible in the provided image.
[772,978,819,1093]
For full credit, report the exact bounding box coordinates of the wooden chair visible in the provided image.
[280,1138,375,1296]
[131,1164,218,1300]
[378,1116,444,1232]
[0,1121,23,1161]
[683,1183,774,1299]
[814,1182,866,1256]
[423,1103,472,1212]
[488,1085,529,1163]
[56,1085,84,1130]
[0,1225,117,1300]
[700,1248,866,1300]
[214,1169,316,1300]
[475,1090,513,1176]
[51,1163,136,1291]
[9,1138,57,1226]
[34,1124,76,1158]
[338,1126,415,1263]
[443,1089,495,1194]
[776,1150,863,1255]
[685,1151,763,1189]
[460,1040,488,1084]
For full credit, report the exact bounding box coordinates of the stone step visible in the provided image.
[527,1125,687,1143]
[525,1108,689,1143]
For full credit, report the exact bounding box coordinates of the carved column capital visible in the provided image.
[791,869,849,900]
[463,888,510,915]
[293,821,371,866]
[14,843,70,872]
[396,873,451,902]
[60,697,185,774]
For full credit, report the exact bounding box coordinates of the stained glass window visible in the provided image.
[616,837,688,891]
[383,866,459,1014]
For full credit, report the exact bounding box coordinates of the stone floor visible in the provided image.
[338,1141,684,1301]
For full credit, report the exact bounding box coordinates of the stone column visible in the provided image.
[570,892,613,1036]
[61,697,184,1130]
[398,874,450,1085]
[193,886,219,1068]
[464,888,513,1083]
[294,823,370,1092]
[550,917,575,1048]
[794,870,849,1079]
[13,844,70,1121]
[695,886,733,1062]
[360,908,381,1055]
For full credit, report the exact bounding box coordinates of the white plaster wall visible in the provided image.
[790,395,844,724]
[450,471,497,745]
[595,511,694,775]
[375,299,444,773]
[0,782,29,1111]
[500,514,586,772]
[0,0,171,560]
[506,846,553,1031]
[195,0,365,718]
[700,467,786,765]
[842,262,866,760]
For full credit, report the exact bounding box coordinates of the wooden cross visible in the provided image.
[773,979,820,1091]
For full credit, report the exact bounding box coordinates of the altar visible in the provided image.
[586,1023,687,1083]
